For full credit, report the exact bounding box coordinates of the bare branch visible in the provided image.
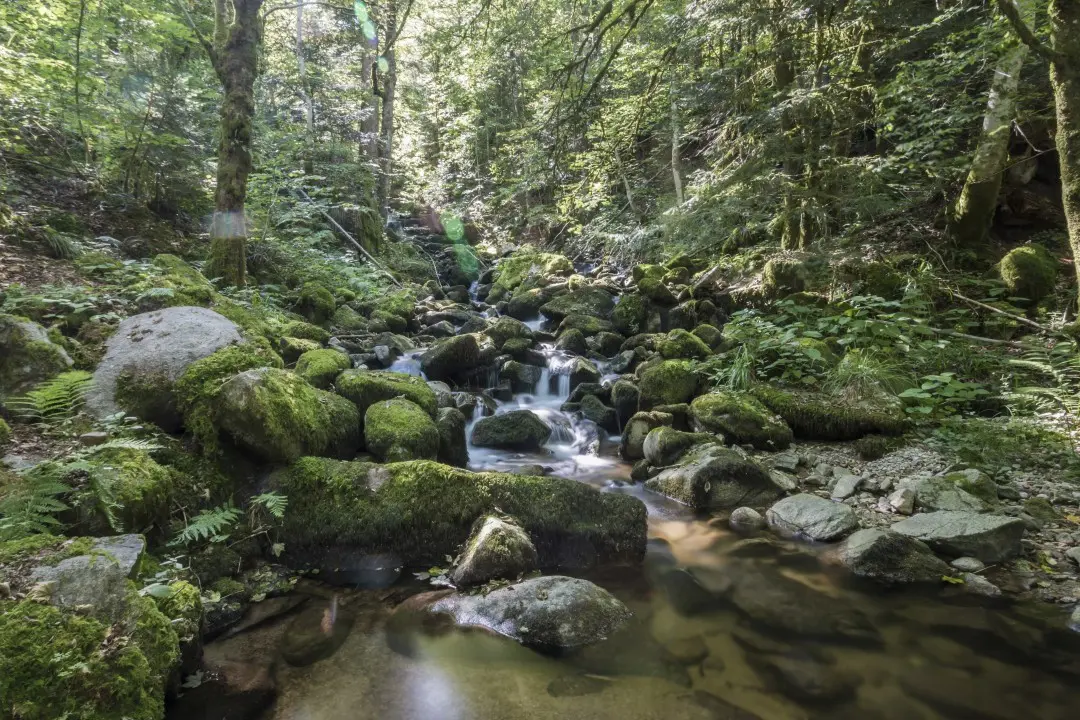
[996,0,1067,66]
[170,0,222,78]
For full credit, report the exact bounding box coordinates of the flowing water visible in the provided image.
[196,311,1080,720]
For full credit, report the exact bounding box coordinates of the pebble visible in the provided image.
[961,573,1002,598]
[950,557,985,573]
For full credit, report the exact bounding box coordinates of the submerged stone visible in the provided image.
[836,529,951,584]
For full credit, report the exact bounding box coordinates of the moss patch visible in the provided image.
[365,398,440,462]
[659,329,712,360]
[295,349,352,389]
[638,360,701,409]
[295,282,336,324]
[751,385,906,441]
[998,244,1058,303]
[690,391,793,450]
[335,369,438,419]
[494,251,574,293]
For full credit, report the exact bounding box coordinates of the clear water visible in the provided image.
[196,316,1080,720]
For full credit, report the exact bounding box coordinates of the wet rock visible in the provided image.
[730,507,765,533]
[164,658,276,720]
[580,393,619,433]
[892,511,1025,562]
[436,407,469,467]
[589,331,625,356]
[768,469,797,493]
[547,674,611,697]
[951,556,986,573]
[281,598,355,667]
[427,380,454,408]
[471,409,552,450]
[486,316,535,346]
[429,575,631,650]
[960,572,1002,597]
[646,446,782,511]
[539,287,616,321]
[836,529,950,584]
[610,380,640,426]
[642,426,715,466]
[689,392,793,450]
[569,357,602,390]
[900,667,1036,720]
[620,410,673,460]
[365,398,439,462]
[747,652,860,705]
[501,360,543,392]
[420,334,481,383]
[765,494,858,542]
[85,306,239,431]
[78,431,109,446]
[449,515,538,586]
[426,320,457,337]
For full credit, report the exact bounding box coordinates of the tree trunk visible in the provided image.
[360,53,379,161]
[377,43,397,214]
[671,88,684,207]
[297,2,314,174]
[1051,1,1080,299]
[952,0,1033,247]
[207,0,264,287]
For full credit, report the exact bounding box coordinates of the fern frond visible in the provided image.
[0,473,71,541]
[170,505,241,547]
[83,439,164,455]
[251,491,288,519]
[6,371,94,424]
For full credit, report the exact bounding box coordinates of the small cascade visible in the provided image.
[386,350,424,377]
[467,280,480,305]
[523,317,546,333]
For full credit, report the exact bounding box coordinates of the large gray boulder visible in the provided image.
[86,307,242,431]
[471,409,551,450]
[913,477,994,513]
[429,575,631,650]
[620,411,672,461]
[642,427,714,467]
[0,314,73,398]
[28,535,146,622]
[891,511,1025,562]
[836,529,951,584]
[449,515,538,586]
[766,494,858,542]
[645,446,782,510]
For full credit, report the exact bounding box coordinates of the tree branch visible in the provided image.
[171,0,222,79]
[996,0,1066,66]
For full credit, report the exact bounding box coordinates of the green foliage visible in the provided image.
[5,371,93,424]
[899,373,991,417]
[170,504,242,547]
[1007,341,1080,432]
[0,471,70,541]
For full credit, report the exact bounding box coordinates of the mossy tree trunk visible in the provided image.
[205,0,264,287]
[951,0,1034,248]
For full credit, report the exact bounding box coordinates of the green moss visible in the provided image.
[371,309,408,333]
[45,210,86,234]
[689,391,793,450]
[216,368,361,464]
[558,314,615,336]
[270,458,646,568]
[295,349,352,389]
[0,596,176,720]
[175,343,283,451]
[330,305,369,332]
[631,264,667,283]
[73,448,175,534]
[131,254,216,310]
[280,336,322,363]
[637,276,677,305]
[210,577,245,598]
[638,360,700,409]
[0,533,66,566]
[998,245,1058,303]
[336,369,438,419]
[612,293,648,336]
[691,324,724,351]
[494,251,574,292]
[282,320,331,344]
[296,282,336,324]
[751,385,906,441]
[0,418,9,447]
[659,329,712,360]
[761,257,807,297]
[1023,497,1059,522]
[152,581,202,644]
[539,287,616,320]
[365,398,440,462]
[0,314,73,397]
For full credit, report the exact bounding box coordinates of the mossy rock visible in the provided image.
[940,469,1000,506]
[620,411,673,461]
[70,448,177,534]
[692,324,724,350]
[638,276,677,305]
[998,245,1058,303]
[751,386,906,441]
[0,314,74,398]
[556,328,588,355]
[295,282,336,324]
[330,305,369,333]
[0,418,10,447]
[295,349,352,389]
[436,407,469,468]
[631,264,667,283]
[0,591,178,720]
[152,580,203,646]
[506,288,552,321]
[645,445,781,510]
[590,331,625,357]
[580,393,618,433]
[420,335,481,383]
[282,320,331,344]
[638,360,701,409]
[494,251,574,293]
[335,369,438,420]
[486,316,534,347]
[690,392,793,450]
[540,287,616,321]
[371,309,408,333]
[762,257,807,298]
[658,329,712,360]
[472,409,552,450]
[612,293,649,336]
[215,368,361,463]
[364,398,439,462]
[128,254,216,311]
[642,426,715,466]
[280,336,322,364]
[268,458,647,570]
[558,314,615,336]
[174,343,283,450]
[449,515,538,586]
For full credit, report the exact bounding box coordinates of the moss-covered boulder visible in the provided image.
[638,360,701,409]
[506,288,553,320]
[0,418,10,448]
[436,407,469,468]
[335,369,438,419]
[279,336,321,363]
[692,324,724,350]
[215,368,361,463]
[580,393,618,433]
[67,448,176,534]
[612,293,649,336]
[268,458,647,570]
[998,244,1058,303]
[295,282,336,324]
[295,348,351,389]
[420,334,481,383]
[762,257,807,298]
[620,410,673,461]
[610,379,640,425]
[330,305,369,333]
[0,314,74,398]
[86,307,244,432]
[569,357,602,390]
[486,316,534,347]
[751,386,906,441]
[638,276,677,305]
[558,313,615,336]
[645,446,782,510]
[589,331,624,357]
[540,287,616,321]
[690,392,793,450]
[449,515,539,586]
[281,320,330,344]
[494,251,574,294]
[642,427,715,466]
[658,329,712,360]
[365,398,440,462]
[472,409,552,450]
[129,255,216,312]
[556,328,588,355]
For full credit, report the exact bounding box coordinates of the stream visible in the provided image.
[193,301,1080,720]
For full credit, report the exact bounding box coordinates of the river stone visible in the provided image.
[28,535,147,622]
[891,511,1025,562]
[830,472,862,500]
[888,486,916,515]
[486,316,534,347]
[449,515,538,586]
[420,334,481,382]
[729,507,765,532]
[765,494,858,542]
[747,652,860,704]
[914,476,993,513]
[569,357,602,390]
[951,556,986,573]
[365,398,439,462]
[620,411,673,461]
[436,407,469,468]
[645,446,782,510]
[610,380,640,426]
[471,409,552,450]
[427,380,454,408]
[836,529,950,584]
[429,576,631,650]
[539,287,616,321]
[281,599,355,667]
[960,572,1002,597]
[580,394,619,433]
[0,314,74,398]
[86,306,242,431]
[642,427,715,467]
[501,360,543,392]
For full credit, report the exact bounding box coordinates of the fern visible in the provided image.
[40,230,79,259]
[251,491,288,519]
[7,371,94,424]
[0,472,71,541]
[83,439,163,455]
[170,505,241,547]
[1008,342,1080,420]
